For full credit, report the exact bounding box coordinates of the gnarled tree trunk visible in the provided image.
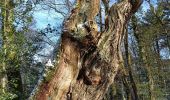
[32,0,142,100]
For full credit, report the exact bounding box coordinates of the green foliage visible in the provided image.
[128,1,170,99]
[0,92,17,100]
[156,5,163,17]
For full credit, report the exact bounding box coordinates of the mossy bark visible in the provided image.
[0,0,14,93]
[0,0,23,99]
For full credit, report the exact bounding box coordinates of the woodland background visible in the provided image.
[0,0,170,100]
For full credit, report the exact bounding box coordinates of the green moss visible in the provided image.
[44,70,55,82]
[74,3,80,9]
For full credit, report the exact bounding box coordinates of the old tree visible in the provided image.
[33,0,142,99]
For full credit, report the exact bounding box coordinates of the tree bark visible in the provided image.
[33,0,142,100]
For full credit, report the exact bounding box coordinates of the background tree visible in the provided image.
[0,0,41,99]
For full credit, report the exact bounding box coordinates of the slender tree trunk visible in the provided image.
[0,0,23,99]
[1,0,9,93]
[124,27,138,100]
[33,0,142,100]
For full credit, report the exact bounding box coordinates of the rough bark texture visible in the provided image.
[33,0,142,100]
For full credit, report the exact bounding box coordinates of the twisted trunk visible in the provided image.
[33,0,142,99]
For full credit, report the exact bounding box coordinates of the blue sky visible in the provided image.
[33,9,63,29]
[32,0,67,29]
